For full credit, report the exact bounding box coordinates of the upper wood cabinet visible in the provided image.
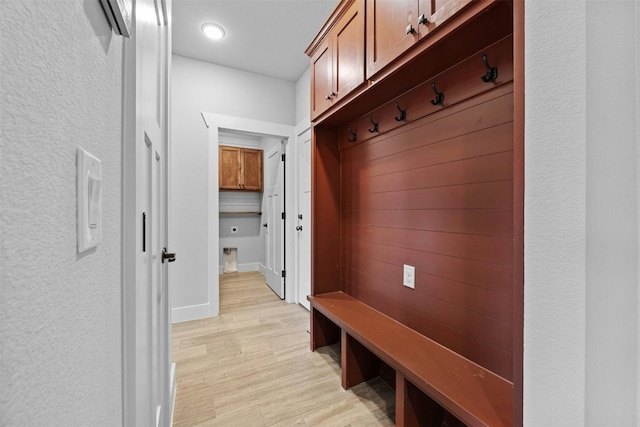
[366,0,474,79]
[309,0,365,119]
[219,146,263,191]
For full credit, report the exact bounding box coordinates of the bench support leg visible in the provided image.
[396,373,445,427]
[341,331,380,389]
[310,308,340,351]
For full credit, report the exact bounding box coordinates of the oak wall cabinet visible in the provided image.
[219,146,263,191]
[366,0,474,78]
[307,0,524,425]
[308,0,365,120]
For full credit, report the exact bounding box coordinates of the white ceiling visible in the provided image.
[172,0,339,83]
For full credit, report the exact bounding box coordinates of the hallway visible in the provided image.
[172,272,395,426]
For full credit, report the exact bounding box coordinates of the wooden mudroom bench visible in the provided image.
[309,292,513,427]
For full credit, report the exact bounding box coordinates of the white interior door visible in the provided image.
[264,143,285,298]
[297,129,312,310]
[124,0,173,425]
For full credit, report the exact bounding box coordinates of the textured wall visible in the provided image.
[525,1,639,425]
[585,2,638,425]
[1,1,123,424]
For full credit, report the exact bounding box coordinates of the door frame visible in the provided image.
[294,118,311,309]
[201,113,297,311]
[122,0,174,425]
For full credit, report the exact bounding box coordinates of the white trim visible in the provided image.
[293,117,311,309]
[218,262,264,275]
[169,362,176,427]
[202,113,297,308]
[171,303,211,323]
[258,262,267,277]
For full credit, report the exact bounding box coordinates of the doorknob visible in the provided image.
[263,223,268,228]
[296,226,303,231]
[162,247,176,263]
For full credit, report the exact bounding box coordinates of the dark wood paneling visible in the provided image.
[512,2,525,424]
[361,150,513,194]
[343,249,513,322]
[357,181,513,211]
[348,209,513,237]
[312,127,341,295]
[357,124,514,180]
[344,239,513,293]
[340,83,514,378]
[344,264,513,352]
[341,88,514,156]
[352,225,513,266]
[341,282,513,380]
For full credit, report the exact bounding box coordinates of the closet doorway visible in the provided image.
[202,113,296,316]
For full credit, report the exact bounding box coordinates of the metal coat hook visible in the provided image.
[348,127,357,142]
[368,116,379,133]
[430,82,444,106]
[481,54,498,83]
[395,102,406,122]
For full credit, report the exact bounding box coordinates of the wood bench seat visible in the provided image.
[309,291,513,427]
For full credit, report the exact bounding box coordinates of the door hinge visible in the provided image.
[282,270,286,278]
[281,212,286,220]
[281,153,286,162]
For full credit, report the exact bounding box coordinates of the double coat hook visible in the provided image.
[430,82,444,106]
[368,116,379,133]
[395,102,406,122]
[348,127,357,142]
[481,54,498,83]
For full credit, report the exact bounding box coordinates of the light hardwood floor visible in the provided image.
[172,271,395,426]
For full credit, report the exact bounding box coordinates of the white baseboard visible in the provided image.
[258,263,267,276]
[218,262,264,275]
[171,303,210,323]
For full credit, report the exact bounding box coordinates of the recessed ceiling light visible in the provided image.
[202,23,225,40]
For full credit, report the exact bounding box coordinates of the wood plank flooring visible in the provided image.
[172,271,395,426]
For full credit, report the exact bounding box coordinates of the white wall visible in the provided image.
[525,1,639,425]
[0,1,123,424]
[171,55,296,321]
[295,68,311,125]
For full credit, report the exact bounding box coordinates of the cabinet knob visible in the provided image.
[406,24,416,35]
[325,92,336,101]
[296,226,303,231]
[418,14,430,26]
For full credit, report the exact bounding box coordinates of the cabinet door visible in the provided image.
[334,0,365,101]
[242,148,263,191]
[310,39,333,119]
[429,0,475,27]
[366,0,418,79]
[219,146,242,190]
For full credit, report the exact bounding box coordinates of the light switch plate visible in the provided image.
[403,264,415,289]
[77,148,102,253]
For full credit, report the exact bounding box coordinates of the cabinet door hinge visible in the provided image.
[281,212,286,220]
[282,270,286,278]
[281,153,286,162]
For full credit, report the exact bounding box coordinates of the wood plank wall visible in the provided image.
[340,79,515,379]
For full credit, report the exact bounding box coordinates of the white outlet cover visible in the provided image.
[403,264,415,289]
[77,147,102,253]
